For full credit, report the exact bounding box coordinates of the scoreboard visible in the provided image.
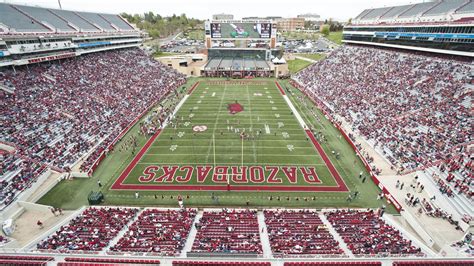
[205,21,275,39]
[205,20,277,49]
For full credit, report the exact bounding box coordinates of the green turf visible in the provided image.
[295,53,326,61]
[38,78,396,213]
[282,31,320,41]
[184,29,205,40]
[287,59,312,74]
[327,31,343,45]
[121,81,335,187]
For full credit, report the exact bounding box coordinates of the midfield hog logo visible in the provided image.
[228,102,244,114]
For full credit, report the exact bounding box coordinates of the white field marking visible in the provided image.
[166,127,303,130]
[264,124,271,134]
[161,95,189,129]
[281,94,307,128]
[137,162,326,166]
[151,139,309,142]
[177,132,185,138]
[264,87,268,90]
[278,122,284,128]
[197,100,202,104]
[267,95,272,99]
[203,91,207,94]
[205,87,209,90]
[205,82,227,162]
[270,100,274,104]
[265,91,269,94]
[170,145,178,151]
[272,107,277,110]
[212,92,216,97]
[275,114,280,118]
[287,144,295,151]
[145,153,320,157]
[150,145,316,149]
[184,122,190,126]
[282,132,290,138]
[200,95,204,98]
[189,113,194,118]
[245,84,256,163]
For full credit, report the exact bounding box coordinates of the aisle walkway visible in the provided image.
[319,213,354,258]
[257,211,273,258]
[180,210,202,257]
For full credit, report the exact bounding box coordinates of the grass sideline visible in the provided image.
[295,53,326,61]
[287,59,312,74]
[38,78,396,213]
[327,31,343,45]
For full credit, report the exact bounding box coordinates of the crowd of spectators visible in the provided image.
[110,208,197,256]
[325,209,422,256]
[0,47,186,208]
[0,150,46,209]
[264,209,344,256]
[295,46,472,171]
[436,154,473,199]
[1,48,185,170]
[36,207,138,252]
[192,209,262,254]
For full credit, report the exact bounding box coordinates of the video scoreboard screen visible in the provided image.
[208,22,272,39]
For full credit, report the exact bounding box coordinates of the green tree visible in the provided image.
[321,24,330,36]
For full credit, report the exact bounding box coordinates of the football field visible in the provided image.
[111,80,348,192]
[39,78,394,212]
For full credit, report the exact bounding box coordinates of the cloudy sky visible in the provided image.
[6,0,427,21]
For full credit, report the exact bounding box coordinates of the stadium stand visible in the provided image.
[325,210,423,256]
[173,262,271,266]
[392,261,474,266]
[64,257,160,264]
[0,48,186,209]
[284,263,381,266]
[264,210,344,256]
[0,3,50,32]
[36,207,138,252]
[110,208,197,255]
[456,1,474,14]
[0,151,46,208]
[423,0,468,16]
[294,45,472,172]
[0,255,54,266]
[0,3,134,33]
[192,209,262,254]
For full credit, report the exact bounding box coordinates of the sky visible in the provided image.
[5,0,428,21]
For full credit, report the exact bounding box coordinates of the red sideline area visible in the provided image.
[305,130,349,192]
[275,81,286,95]
[110,130,162,190]
[290,79,403,212]
[187,82,200,95]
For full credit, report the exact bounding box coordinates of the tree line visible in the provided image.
[120,12,203,39]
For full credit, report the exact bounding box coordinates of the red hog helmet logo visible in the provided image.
[228,102,244,114]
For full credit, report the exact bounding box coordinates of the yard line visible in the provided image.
[246,83,257,163]
[204,82,227,163]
